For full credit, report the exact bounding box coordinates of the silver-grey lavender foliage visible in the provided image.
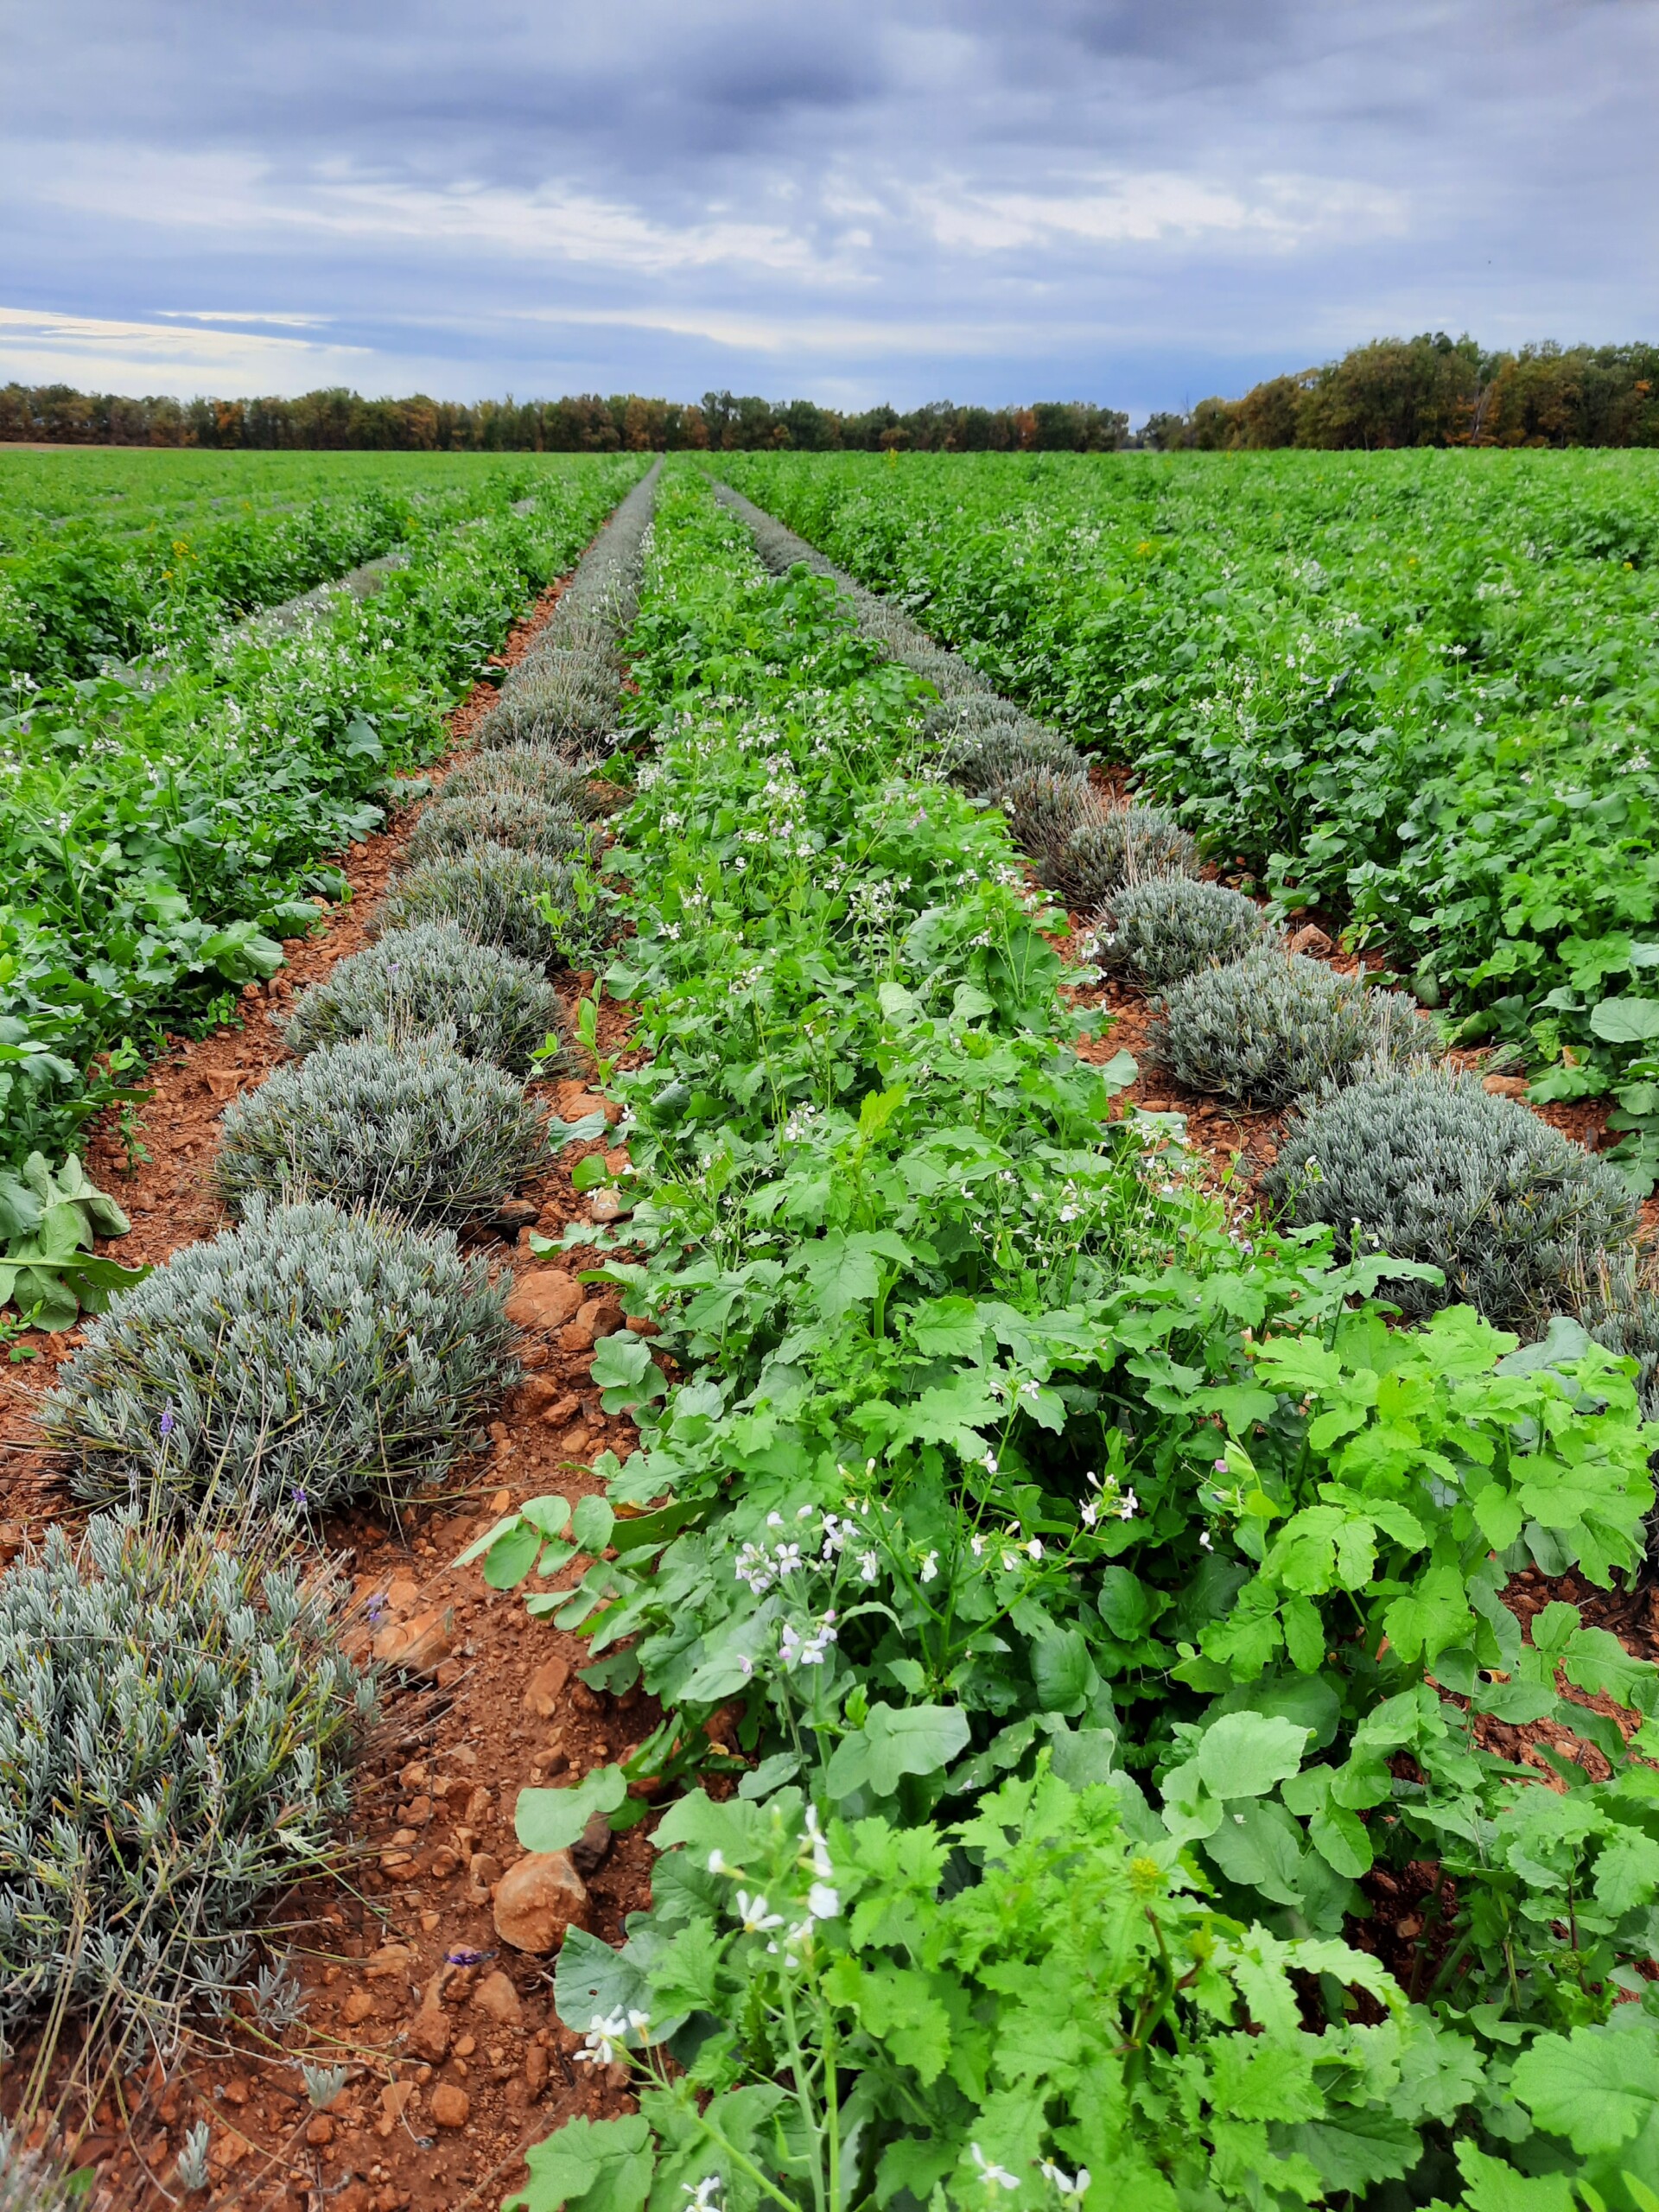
[441,744,621,820]
[1050,806,1200,907]
[376,845,603,976]
[1152,947,1435,1109]
[997,766,1098,867]
[45,1198,516,1516]
[1268,1067,1643,1325]
[0,1516,368,2049]
[1090,874,1271,988]
[936,715,1088,797]
[0,2129,73,2210]
[287,921,568,1070]
[217,1036,548,1231]
[406,788,595,868]
[475,463,657,752]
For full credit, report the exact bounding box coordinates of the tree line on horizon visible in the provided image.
[3,334,1656,454]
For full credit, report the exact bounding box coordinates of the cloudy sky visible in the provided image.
[2,0,1654,422]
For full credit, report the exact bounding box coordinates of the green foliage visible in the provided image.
[1153,946,1435,1107]
[1268,1067,1643,1324]
[0,1513,369,2048]
[215,1033,548,1230]
[285,920,569,1071]
[518,1772,1493,2212]
[1089,873,1272,987]
[0,1149,149,1327]
[376,844,607,972]
[44,1196,515,1517]
[505,462,1659,2211]
[719,448,1659,1188]
[0,454,642,1169]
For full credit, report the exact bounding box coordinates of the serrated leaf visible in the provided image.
[1511,2022,1659,2154]
[1591,996,1659,1045]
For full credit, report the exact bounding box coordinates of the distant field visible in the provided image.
[723,448,1659,1179]
[0,448,588,685]
[0,450,643,1168]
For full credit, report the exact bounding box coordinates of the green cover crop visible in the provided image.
[0,453,642,1169]
[467,467,1659,2210]
[719,448,1659,1189]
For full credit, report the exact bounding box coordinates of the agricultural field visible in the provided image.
[720,448,1659,1187]
[0,449,645,1220]
[0,448,566,685]
[3,453,1659,2212]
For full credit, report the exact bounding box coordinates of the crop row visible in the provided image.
[6,460,1656,2206]
[0,469,658,2196]
[716,448,1659,1192]
[0,449,574,686]
[447,467,1659,2210]
[0,455,644,1189]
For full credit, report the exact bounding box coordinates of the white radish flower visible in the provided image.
[575,2012,630,2066]
[1041,2163,1091,2205]
[970,2145,1020,2193]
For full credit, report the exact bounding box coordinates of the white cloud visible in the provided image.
[910,169,1409,254]
[0,305,370,396]
[19,142,843,281]
[507,303,1035,356]
[156,309,332,327]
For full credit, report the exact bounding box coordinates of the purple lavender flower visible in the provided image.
[445,1947,491,1968]
[159,1402,175,1439]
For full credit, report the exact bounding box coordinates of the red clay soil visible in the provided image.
[0,581,656,2212]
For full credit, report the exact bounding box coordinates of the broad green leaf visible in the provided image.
[908,1295,986,1357]
[1308,1797,1373,1878]
[1382,1562,1473,1665]
[1203,1796,1307,1909]
[1194,1712,1311,1799]
[507,2113,653,2212]
[825,1701,970,1799]
[1278,2107,1425,2192]
[572,1494,617,1553]
[484,1520,543,1589]
[1511,2022,1659,2154]
[737,1752,801,1800]
[590,1332,666,1413]
[1207,2031,1319,2122]
[1593,1829,1659,1916]
[1454,2143,1577,2212]
[1591,995,1659,1045]
[454,1511,519,1568]
[518,1765,629,1852]
[1030,1623,1096,1716]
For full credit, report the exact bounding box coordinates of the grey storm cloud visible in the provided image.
[3,0,1656,416]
